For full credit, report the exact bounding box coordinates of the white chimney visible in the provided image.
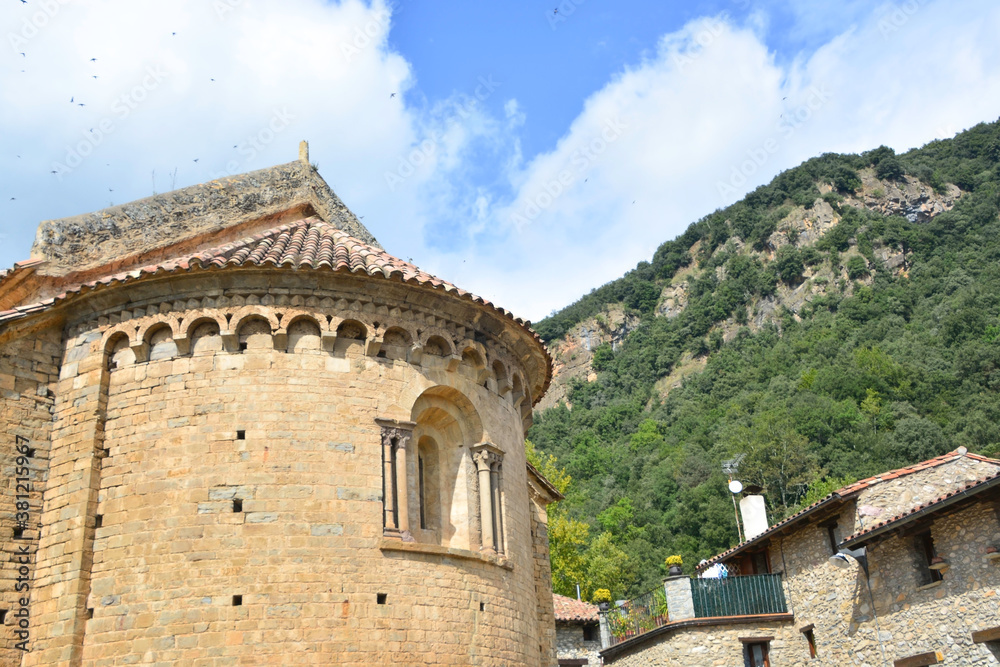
[739,495,769,540]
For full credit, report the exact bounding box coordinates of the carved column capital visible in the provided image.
[470,443,503,470]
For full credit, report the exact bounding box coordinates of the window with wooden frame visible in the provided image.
[915,530,943,585]
[801,625,817,658]
[736,547,772,575]
[823,520,840,556]
[743,640,771,667]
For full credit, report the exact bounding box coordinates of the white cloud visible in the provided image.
[2,0,1000,325]
[425,1,1000,321]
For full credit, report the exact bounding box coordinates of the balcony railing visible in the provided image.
[606,586,669,647]
[691,573,787,618]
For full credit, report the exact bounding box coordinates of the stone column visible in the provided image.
[492,462,504,554]
[598,608,612,649]
[381,429,397,532]
[664,575,695,621]
[375,419,416,540]
[395,429,412,540]
[474,450,495,552]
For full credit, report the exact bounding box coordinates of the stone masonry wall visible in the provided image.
[531,494,558,666]
[18,272,554,666]
[608,457,1000,666]
[0,324,60,662]
[555,624,601,665]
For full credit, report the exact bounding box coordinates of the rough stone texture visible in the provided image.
[1,180,558,665]
[849,171,962,224]
[0,324,61,662]
[663,576,693,622]
[555,623,601,666]
[607,455,1000,666]
[30,160,379,278]
[537,306,638,412]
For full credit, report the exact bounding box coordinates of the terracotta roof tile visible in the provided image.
[0,217,552,401]
[841,469,1000,545]
[697,448,1000,570]
[552,594,599,623]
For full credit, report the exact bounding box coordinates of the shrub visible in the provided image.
[876,156,905,181]
[833,166,861,193]
[591,344,614,371]
[776,246,805,284]
[846,255,869,280]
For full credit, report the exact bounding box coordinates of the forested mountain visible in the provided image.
[528,118,1000,602]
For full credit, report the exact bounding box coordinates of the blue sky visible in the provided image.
[2,1,1000,319]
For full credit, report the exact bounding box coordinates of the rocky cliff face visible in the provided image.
[539,172,962,407]
[536,306,639,412]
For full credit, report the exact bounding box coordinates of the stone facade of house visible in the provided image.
[552,594,601,666]
[0,152,561,666]
[603,450,1000,666]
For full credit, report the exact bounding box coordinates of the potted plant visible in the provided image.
[593,588,612,612]
[666,555,684,576]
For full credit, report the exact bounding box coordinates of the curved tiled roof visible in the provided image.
[553,594,599,623]
[696,448,1000,570]
[0,217,552,401]
[840,468,1000,546]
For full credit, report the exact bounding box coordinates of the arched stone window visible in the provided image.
[380,387,484,550]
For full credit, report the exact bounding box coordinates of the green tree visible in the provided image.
[585,532,634,600]
[726,411,820,515]
[876,156,905,180]
[548,513,592,597]
[775,246,805,284]
[846,255,869,280]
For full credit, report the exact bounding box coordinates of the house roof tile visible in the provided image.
[840,468,1000,546]
[553,594,599,623]
[697,448,1000,570]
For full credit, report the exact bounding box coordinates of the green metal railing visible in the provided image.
[606,586,669,647]
[691,573,787,618]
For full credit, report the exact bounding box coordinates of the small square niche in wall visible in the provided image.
[377,593,387,605]
[232,595,243,606]
[236,430,246,440]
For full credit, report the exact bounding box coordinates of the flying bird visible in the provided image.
[78,103,85,107]
[390,92,396,98]
[20,53,25,57]
[70,97,74,103]
[193,159,199,163]
[92,75,99,79]
[90,58,97,62]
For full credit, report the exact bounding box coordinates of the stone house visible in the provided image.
[553,593,601,666]
[0,147,564,665]
[600,447,1000,666]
